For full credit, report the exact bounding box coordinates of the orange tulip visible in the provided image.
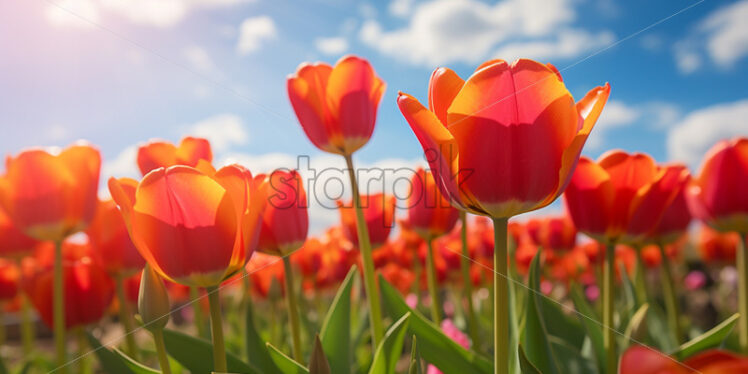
[620,345,748,374]
[87,199,145,278]
[650,174,692,245]
[699,225,740,264]
[564,152,689,244]
[108,164,267,287]
[688,137,748,234]
[0,205,40,259]
[407,168,459,240]
[287,55,386,155]
[24,242,114,330]
[526,214,577,251]
[338,193,395,248]
[0,259,19,301]
[137,136,212,176]
[0,143,100,242]
[256,170,309,257]
[398,59,609,218]
[246,252,284,299]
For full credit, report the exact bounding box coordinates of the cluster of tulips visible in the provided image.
[0,54,746,374]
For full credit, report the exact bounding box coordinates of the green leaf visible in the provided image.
[246,300,282,374]
[111,348,161,374]
[162,328,258,374]
[518,345,541,374]
[85,332,136,374]
[622,303,649,349]
[309,335,331,374]
[369,313,411,374]
[549,337,597,374]
[266,343,310,374]
[319,266,357,374]
[378,275,493,374]
[408,335,422,374]
[570,284,605,372]
[646,304,677,352]
[673,313,740,360]
[520,251,561,374]
[541,292,585,349]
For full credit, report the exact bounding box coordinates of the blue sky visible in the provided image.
[1,0,747,232]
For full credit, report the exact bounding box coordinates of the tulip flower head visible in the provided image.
[256,170,309,257]
[564,152,689,244]
[398,59,610,218]
[138,264,170,332]
[649,173,692,245]
[137,136,212,176]
[0,143,101,241]
[338,193,396,249]
[0,259,19,301]
[108,163,267,287]
[0,205,40,259]
[407,168,460,241]
[287,55,386,156]
[87,199,146,278]
[688,137,748,234]
[620,345,748,374]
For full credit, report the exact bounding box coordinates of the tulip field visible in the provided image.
[0,52,747,374]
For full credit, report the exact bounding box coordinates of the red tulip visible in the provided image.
[407,168,459,240]
[287,55,386,155]
[621,345,748,374]
[0,205,40,259]
[688,137,748,234]
[699,225,740,264]
[0,143,100,241]
[137,136,212,176]
[398,59,610,218]
[650,173,692,245]
[246,253,284,298]
[564,152,688,244]
[25,242,114,330]
[108,164,267,287]
[256,170,309,256]
[87,199,145,278]
[338,193,396,248]
[526,215,577,251]
[0,259,19,301]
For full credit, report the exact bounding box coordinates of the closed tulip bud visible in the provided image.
[338,194,396,249]
[398,59,610,218]
[138,264,170,332]
[256,170,309,257]
[137,136,212,176]
[287,55,386,156]
[688,137,748,234]
[0,143,101,242]
[407,168,459,241]
[109,164,268,287]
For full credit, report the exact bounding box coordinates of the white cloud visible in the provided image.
[183,45,217,74]
[360,0,608,66]
[492,29,614,62]
[667,99,748,168]
[389,0,415,17]
[236,16,277,55]
[314,37,349,55]
[46,0,252,28]
[586,101,681,150]
[674,0,748,73]
[187,114,248,152]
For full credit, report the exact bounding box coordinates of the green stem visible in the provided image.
[190,287,207,339]
[18,257,35,356]
[207,287,227,372]
[658,243,681,344]
[425,239,442,325]
[493,218,508,374]
[603,242,616,374]
[459,212,480,347]
[413,257,422,307]
[152,328,172,374]
[53,239,67,373]
[634,246,648,305]
[0,307,5,347]
[738,234,748,353]
[76,327,90,374]
[115,276,138,359]
[283,256,304,363]
[343,154,384,347]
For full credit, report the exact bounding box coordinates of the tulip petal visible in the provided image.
[626,165,690,241]
[137,141,178,176]
[619,345,690,374]
[58,144,101,233]
[177,137,213,166]
[564,157,615,241]
[287,63,336,152]
[428,68,464,126]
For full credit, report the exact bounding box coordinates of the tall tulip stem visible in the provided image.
[53,239,67,373]
[76,327,91,374]
[343,154,384,346]
[738,234,748,353]
[17,257,35,356]
[634,246,648,304]
[206,286,227,372]
[115,276,138,359]
[425,238,442,324]
[493,218,508,374]
[152,328,172,374]
[459,212,480,347]
[658,243,681,343]
[603,242,616,374]
[189,287,207,338]
[282,256,304,363]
